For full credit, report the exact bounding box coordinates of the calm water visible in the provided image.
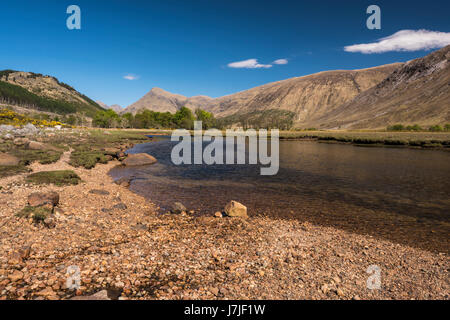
[110,137,450,252]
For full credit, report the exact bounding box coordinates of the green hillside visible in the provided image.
[0,70,104,117]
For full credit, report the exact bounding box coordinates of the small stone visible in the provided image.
[210,287,219,296]
[171,202,187,214]
[89,189,110,195]
[214,212,223,218]
[224,200,248,218]
[9,271,24,282]
[44,217,56,228]
[36,287,55,297]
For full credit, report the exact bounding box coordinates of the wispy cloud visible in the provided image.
[344,29,450,54]
[273,58,288,65]
[123,74,140,80]
[227,59,272,69]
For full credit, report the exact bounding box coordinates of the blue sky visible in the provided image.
[1,0,449,107]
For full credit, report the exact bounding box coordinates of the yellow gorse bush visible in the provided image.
[0,108,68,128]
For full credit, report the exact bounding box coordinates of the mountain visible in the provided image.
[124,87,212,114]
[124,64,400,126]
[314,45,450,129]
[0,70,104,116]
[124,47,450,129]
[96,101,123,113]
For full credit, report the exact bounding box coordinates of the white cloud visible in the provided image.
[123,74,139,80]
[344,30,450,54]
[227,59,272,69]
[273,58,288,65]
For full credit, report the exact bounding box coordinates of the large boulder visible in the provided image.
[13,137,30,146]
[122,153,157,166]
[28,141,47,150]
[28,191,60,207]
[224,200,248,218]
[0,153,19,166]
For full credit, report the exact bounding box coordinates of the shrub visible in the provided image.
[387,124,405,131]
[26,170,81,186]
[429,125,443,132]
[16,206,52,223]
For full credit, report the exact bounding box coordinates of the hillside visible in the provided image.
[96,101,123,113]
[124,64,400,127]
[0,70,104,116]
[314,45,450,129]
[124,87,212,114]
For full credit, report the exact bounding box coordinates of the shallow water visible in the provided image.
[110,137,450,252]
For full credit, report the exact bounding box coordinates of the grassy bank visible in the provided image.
[277,130,450,149]
[0,128,153,178]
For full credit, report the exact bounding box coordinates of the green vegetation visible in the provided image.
[217,109,295,130]
[26,170,81,186]
[69,149,109,169]
[0,75,104,117]
[0,139,64,178]
[387,124,450,132]
[92,107,215,130]
[0,165,29,178]
[278,130,450,149]
[16,206,52,224]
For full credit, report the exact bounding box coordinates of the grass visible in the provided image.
[68,129,150,169]
[26,170,81,186]
[16,206,52,224]
[276,130,450,149]
[0,165,30,178]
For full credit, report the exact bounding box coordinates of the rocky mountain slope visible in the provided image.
[125,87,213,114]
[314,45,450,129]
[124,47,450,129]
[96,101,123,113]
[0,70,104,116]
[124,64,400,126]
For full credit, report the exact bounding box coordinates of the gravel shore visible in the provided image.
[0,152,448,300]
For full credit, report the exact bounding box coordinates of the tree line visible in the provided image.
[92,107,217,130]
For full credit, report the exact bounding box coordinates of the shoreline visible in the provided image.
[1,139,449,300]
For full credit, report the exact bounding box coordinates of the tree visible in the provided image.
[195,108,216,129]
[92,109,120,128]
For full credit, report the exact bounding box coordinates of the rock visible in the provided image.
[89,189,110,195]
[22,123,38,134]
[214,212,223,218]
[113,203,127,210]
[0,124,14,132]
[36,287,55,297]
[122,153,157,166]
[28,191,59,207]
[28,141,47,150]
[3,133,13,140]
[224,200,248,218]
[70,290,111,300]
[210,287,219,296]
[13,137,30,146]
[171,202,187,214]
[43,217,56,228]
[8,270,24,282]
[0,153,20,166]
[114,177,131,187]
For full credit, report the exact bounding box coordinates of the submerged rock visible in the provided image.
[171,202,187,214]
[224,200,248,218]
[122,153,157,166]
